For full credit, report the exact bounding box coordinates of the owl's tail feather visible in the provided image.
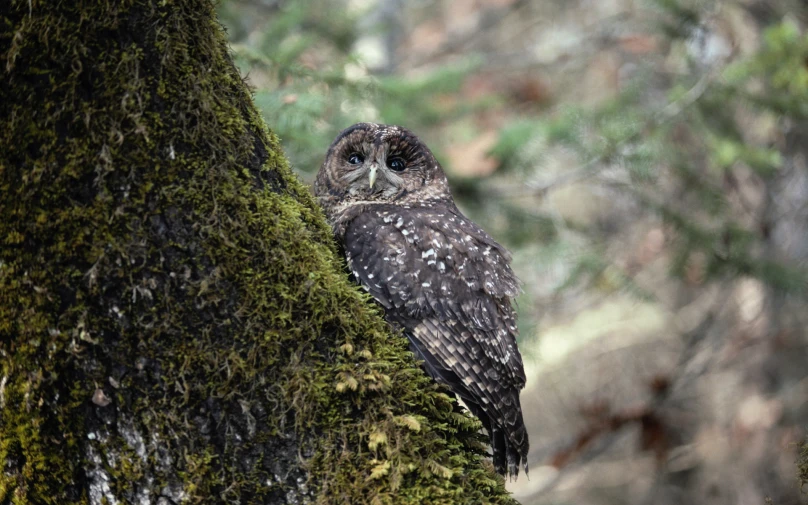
[501,392,530,479]
[490,422,509,476]
[502,410,530,479]
[466,396,529,479]
[405,333,529,478]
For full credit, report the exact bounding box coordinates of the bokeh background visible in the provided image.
[218,1,808,503]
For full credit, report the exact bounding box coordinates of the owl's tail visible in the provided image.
[405,332,529,478]
[468,392,529,479]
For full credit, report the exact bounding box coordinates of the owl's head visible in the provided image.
[314,123,450,207]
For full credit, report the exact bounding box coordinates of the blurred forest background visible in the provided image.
[217,0,808,503]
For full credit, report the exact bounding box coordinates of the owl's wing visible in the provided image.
[343,204,526,388]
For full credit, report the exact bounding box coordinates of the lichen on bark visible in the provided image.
[0,1,516,504]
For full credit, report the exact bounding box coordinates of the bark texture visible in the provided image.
[0,2,515,504]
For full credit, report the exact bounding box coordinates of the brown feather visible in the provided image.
[315,123,530,477]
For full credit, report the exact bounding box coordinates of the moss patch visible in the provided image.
[0,1,516,504]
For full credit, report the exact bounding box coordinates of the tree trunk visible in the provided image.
[0,2,515,504]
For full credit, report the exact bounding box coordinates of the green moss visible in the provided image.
[0,1,516,504]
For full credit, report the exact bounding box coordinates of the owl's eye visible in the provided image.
[387,157,406,172]
[348,152,364,165]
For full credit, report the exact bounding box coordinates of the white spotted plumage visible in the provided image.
[314,122,529,478]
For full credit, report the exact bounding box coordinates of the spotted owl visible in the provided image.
[314,123,529,477]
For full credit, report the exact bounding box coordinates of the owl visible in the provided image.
[314,123,529,478]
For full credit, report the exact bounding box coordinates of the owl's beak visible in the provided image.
[368,164,378,189]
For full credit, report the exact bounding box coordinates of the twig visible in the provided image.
[655,71,714,122]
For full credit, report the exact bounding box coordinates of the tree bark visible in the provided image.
[0,2,515,504]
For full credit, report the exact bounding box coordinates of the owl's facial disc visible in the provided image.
[340,146,405,198]
[317,122,450,206]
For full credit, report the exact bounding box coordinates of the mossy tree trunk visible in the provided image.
[0,2,515,504]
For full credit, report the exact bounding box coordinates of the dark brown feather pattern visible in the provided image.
[315,123,529,477]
